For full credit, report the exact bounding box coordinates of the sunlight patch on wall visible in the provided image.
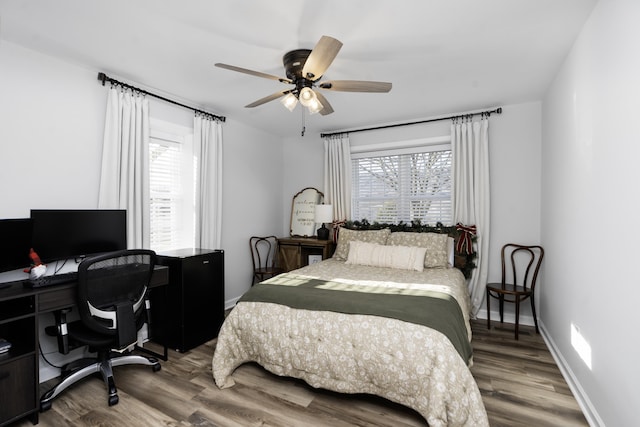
[571,323,592,370]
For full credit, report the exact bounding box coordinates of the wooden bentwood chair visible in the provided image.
[486,244,544,340]
[250,236,284,286]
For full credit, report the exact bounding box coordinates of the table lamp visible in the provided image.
[314,204,333,240]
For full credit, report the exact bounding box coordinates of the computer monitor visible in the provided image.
[0,218,33,273]
[30,209,127,263]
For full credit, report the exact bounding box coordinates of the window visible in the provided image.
[149,119,195,251]
[351,139,452,225]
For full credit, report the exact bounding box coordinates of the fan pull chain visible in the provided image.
[301,105,306,137]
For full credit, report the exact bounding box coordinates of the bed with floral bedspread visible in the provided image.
[212,243,488,427]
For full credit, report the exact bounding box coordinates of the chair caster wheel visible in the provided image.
[108,395,119,406]
[40,401,52,412]
[153,363,161,372]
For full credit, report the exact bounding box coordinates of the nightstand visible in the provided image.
[277,237,335,272]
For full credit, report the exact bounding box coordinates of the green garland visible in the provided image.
[343,219,477,279]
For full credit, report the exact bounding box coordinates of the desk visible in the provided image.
[0,266,169,426]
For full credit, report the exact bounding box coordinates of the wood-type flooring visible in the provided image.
[14,320,589,427]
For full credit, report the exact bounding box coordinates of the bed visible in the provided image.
[212,229,489,427]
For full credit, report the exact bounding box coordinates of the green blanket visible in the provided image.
[239,273,472,363]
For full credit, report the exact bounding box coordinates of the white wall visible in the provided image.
[222,118,284,302]
[0,40,284,379]
[0,41,106,214]
[484,102,542,321]
[541,0,640,425]
[280,132,325,234]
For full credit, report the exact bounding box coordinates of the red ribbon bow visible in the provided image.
[455,223,477,255]
[331,220,347,243]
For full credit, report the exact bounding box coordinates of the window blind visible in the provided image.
[149,138,183,251]
[351,146,452,225]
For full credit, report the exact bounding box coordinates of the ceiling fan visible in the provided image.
[215,35,392,116]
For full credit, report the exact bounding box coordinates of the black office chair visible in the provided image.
[250,236,284,285]
[40,249,161,411]
[486,244,544,339]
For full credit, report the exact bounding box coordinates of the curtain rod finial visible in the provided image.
[97,72,107,86]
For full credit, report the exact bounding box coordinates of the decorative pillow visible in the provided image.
[345,241,426,271]
[387,232,450,268]
[333,228,391,261]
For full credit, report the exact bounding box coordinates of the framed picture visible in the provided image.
[290,187,324,237]
[308,254,323,265]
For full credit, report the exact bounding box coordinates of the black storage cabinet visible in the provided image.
[150,248,224,352]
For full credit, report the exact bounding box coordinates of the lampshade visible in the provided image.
[307,97,324,114]
[281,87,324,115]
[298,87,316,107]
[280,93,298,111]
[314,204,333,224]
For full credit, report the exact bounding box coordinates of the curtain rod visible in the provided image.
[320,107,502,138]
[97,72,226,122]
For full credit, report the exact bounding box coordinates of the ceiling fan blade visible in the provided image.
[245,90,292,108]
[302,36,343,81]
[314,91,334,115]
[318,80,392,93]
[215,63,292,84]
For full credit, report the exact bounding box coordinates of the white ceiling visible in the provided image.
[0,0,597,137]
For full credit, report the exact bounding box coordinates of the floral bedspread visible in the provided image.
[212,260,488,427]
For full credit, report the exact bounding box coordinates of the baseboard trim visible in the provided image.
[39,364,60,383]
[474,307,535,326]
[539,321,604,427]
[224,295,241,310]
[474,310,603,425]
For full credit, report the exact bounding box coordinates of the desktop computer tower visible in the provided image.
[149,248,224,353]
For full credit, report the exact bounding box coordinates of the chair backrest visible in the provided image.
[76,249,156,347]
[500,244,544,290]
[250,236,279,271]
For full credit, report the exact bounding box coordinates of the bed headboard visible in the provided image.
[341,220,477,279]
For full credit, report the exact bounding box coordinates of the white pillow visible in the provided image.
[333,228,391,260]
[345,241,427,271]
[387,232,450,268]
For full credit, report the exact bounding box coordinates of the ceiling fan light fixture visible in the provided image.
[215,35,392,120]
[298,87,316,107]
[280,93,298,112]
[307,97,324,115]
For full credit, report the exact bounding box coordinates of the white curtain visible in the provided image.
[323,134,352,239]
[452,116,490,315]
[194,114,223,249]
[98,87,150,249]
